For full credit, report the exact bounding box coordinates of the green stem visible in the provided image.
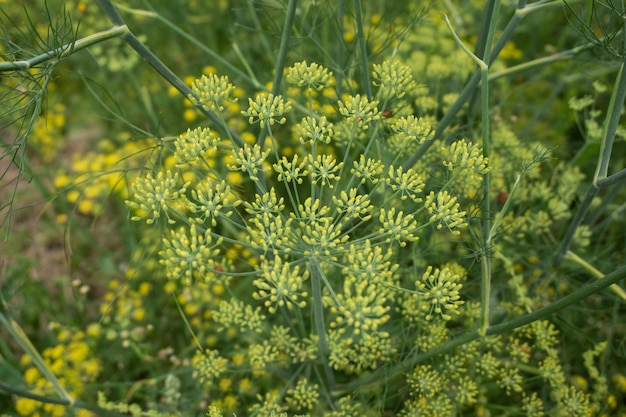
[594,61,626,181]
[557,184,599,263]
[0,25,127,72]
[596,167,626,187]
[120,32,245,147]
[354,0,372,100]
[95,0,245,149]
[558,54,626,262]
[488,41,597,81]
[246,0,275,64]
[478,0,500,336]
[309,262,336,394]
[0,313,72,402]
[444,0,499,335]
[116,4,263,89]
[404,0,527,170]
[565,251,626,300]
[335,0,346,98]
[258,0,298,151]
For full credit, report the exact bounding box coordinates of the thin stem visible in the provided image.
[0,313,72,402]
[354,0,373,100]
[95,0,245,148]
[246,0,275,63]
[444,1,499,335]
[594,60,626,182]
[116,4,263,89]
[0,25,127,72]
[120,32,245,147]
[489,41,597,81]
[258,0,298,151]
[335,0,346,98]
[557,184,599,263]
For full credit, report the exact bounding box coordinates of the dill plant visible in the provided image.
[1,0,626,416]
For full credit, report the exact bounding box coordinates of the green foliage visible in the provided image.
[1,0,626,416]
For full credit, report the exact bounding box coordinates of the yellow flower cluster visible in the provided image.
[54,138,153,217]
[15,329,101,417]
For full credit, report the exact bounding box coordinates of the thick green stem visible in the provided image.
[309,262,336,394]
[477,0,501,336]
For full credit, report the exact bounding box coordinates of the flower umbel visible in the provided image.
[190,73,237,112]
[386,164,425,202]
[424,190,467,234]
[159,223,224,285]
[391,115,435,145]
[192,349,228,387]
[296,115,334,145]
[174,127,220,166]
[378,207,419,246]
[414,265,464,320]
[338,94,380,128]
[242,93,292,128]
[253,255,309,313]
[227,143,271,181]
[189,179,239,226]
[126,171,189,224]
[307,153,344,188]
[286,60,334,91]
[372,59,417,100]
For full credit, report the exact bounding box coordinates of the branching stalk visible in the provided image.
[0,25,126,72]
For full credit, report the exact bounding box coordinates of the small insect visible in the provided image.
[382,109,393,118]
[497,191,508,205]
